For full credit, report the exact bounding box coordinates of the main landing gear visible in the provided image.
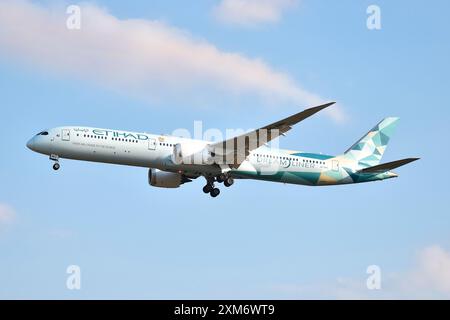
[217,173,234,187]
[224,176,234,187]
[202,174,234,198]
[50,154,60,171]
[203,178,220,198]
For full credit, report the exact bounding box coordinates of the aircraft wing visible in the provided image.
[209,102,335,168]
[357,158,420,174]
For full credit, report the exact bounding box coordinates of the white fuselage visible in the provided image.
[26,126,339,184]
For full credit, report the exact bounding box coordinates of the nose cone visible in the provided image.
[26,136,42,153]
[27,131,51,154]
[26,137,35,151]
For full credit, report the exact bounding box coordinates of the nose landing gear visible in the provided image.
[50,154,60,171]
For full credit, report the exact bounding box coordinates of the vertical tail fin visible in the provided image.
[343,117,399,167]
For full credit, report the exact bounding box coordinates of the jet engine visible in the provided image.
[148,169,182,188]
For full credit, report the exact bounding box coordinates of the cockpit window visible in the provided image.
[37,131,49,136]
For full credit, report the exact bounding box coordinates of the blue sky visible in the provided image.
[0,0,449,299]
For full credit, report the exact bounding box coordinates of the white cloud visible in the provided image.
[0,203,16,228]
[0,0,344,122]
[213,0,297,26]
[408,245,450,294]
[272,245,450,299]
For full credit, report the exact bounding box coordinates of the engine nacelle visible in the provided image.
[148,169,182,188]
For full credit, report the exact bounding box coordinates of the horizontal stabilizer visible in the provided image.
[357,158,420,174]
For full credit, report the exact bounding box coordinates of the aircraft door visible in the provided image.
[62,129,70,141]
[332,160,339,172]
[148,138,156,150]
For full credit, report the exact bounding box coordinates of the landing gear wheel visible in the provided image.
[210,188,220,198]
[203,184,213,193]
[224,177,234,187]
[217,173,227,183]
[53,163,60,171]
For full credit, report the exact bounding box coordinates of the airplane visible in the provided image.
[26,102,419,197]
